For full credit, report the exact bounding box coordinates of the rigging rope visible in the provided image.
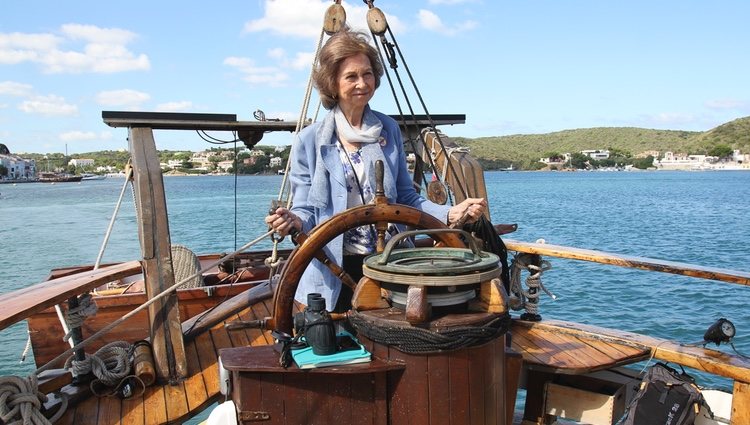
[366,6,470,201]
[94,161,133,270]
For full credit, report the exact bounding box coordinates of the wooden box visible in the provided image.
[543,369,638,425]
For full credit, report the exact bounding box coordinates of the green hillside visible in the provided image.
[687,116,750,154]
[453,116,750,170]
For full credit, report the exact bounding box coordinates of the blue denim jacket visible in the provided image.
[288,108,451,308]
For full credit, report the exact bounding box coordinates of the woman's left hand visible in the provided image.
[448,197,487,227]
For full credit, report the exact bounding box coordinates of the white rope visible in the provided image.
[19,331,32,364]
[94,163,133,270]
[35,230,274,376]
[0,375,67,425]
[62,293,98,343]
[279,28,326,208]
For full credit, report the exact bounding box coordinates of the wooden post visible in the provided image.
[129,127,188,384]
[732,380,750,424]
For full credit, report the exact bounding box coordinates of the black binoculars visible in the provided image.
[293,293,337,355]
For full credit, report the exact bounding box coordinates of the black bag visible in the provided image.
[618,362,711,425]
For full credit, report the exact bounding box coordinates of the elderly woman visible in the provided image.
[265,29,486,312]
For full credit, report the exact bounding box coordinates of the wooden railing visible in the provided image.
[503,238,750,424]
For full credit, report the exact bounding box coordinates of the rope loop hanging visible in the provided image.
[509,252,555,317]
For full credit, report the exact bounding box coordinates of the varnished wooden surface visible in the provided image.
[511,320,750,382]
[56,294,278,424]
[510,319,650,374]
[28,281,261,368]
[504,238,750,286]
[0,261,142,331]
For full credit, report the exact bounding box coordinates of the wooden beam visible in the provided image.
[129,127,187,383]
[504,238,750,286]
[0,261,142,331]
[732,381,750,425]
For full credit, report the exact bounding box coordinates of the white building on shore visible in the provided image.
[655,151,750,170]
[0,144,37,180]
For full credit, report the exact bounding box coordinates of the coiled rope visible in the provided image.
[509,252,555,316]
[0,375,67,425]
[350,312,510,354]
[64,341,133,388]
[62,293,98,343]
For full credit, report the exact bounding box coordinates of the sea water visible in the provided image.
[1,171,749,403]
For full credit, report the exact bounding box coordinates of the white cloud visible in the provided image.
[243,0,404,39]
[0,24,150,74]
[705,99,746,110]
[243,0,331,39]
[59,131,96,141]
[156,101,193,112]
[428,0,478,4]
[290,52,315,70]
[18,94,78,116]
[417,9,477,36]
[224,56,288,86]
[268,48,285,60]
[0,81,33,97]
[96,89,151,106]
[59,130,112,142]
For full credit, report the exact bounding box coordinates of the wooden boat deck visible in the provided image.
[510,319,650,374]
[53,295,277,425]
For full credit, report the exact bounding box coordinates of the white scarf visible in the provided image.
[333,105,383,144]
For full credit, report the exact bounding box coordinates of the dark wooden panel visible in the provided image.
[448,350,471,424]
[428,354,451,423]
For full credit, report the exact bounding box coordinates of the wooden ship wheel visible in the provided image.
[220,162,514,425]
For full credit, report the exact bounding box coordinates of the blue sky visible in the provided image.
[1,0,748,154]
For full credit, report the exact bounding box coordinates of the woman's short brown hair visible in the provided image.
[313,29,383,110]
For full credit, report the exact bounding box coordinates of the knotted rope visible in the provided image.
[64,341,133,388]
[509,252,555,316]
[264,235,283,276]
[350,312,510,354]
[62,293,98,343]
[0,375,67,425]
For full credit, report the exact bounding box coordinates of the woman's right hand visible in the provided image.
[265,207,302,237]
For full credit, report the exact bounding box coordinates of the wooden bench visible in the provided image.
[510,318,750,425]
[510,319,649,424]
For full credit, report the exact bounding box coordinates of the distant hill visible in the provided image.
[687,116,750,154]
[453,116,750,170]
